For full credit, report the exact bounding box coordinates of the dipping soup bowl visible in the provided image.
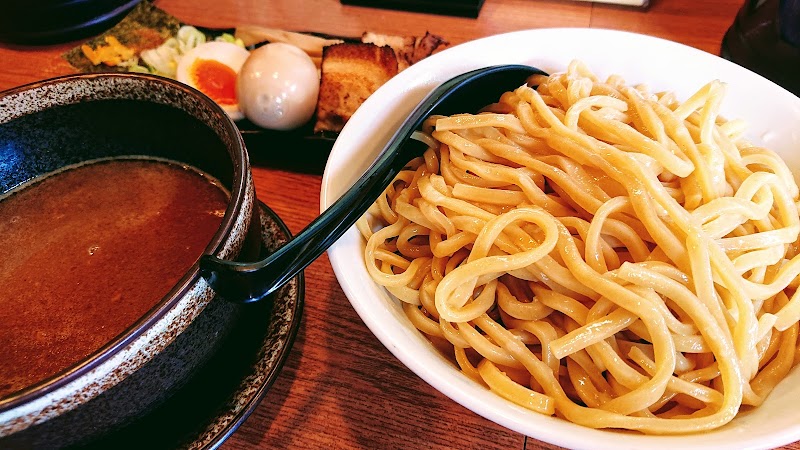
[0,72,263,447]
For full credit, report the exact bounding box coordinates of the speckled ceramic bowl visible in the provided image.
[0,73,265,448]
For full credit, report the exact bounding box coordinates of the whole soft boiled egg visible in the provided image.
[176,41,250,120]
[237,42,320,130]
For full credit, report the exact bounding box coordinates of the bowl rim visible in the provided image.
[322,27,800,450]
[0,72,249,413]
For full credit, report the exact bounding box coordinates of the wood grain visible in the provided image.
[3,0,797,449]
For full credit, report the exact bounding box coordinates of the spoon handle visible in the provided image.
[201,65,544,303]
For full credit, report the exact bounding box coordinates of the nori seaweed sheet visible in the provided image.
[63,1,182,73]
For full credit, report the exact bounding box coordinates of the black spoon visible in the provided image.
[200,64,547,303]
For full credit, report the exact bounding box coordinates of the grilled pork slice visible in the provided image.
[313,42,399,134]
[413,32,448,63]
[361,31,448,71]
[361,31,416,70]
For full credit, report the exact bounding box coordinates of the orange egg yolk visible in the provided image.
[190,58,237,105]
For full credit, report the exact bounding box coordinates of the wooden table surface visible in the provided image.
[4,0,798,449]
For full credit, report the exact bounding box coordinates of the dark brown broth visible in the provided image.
[0,159,229,399]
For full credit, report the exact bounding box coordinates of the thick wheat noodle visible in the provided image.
[358,60,800,434]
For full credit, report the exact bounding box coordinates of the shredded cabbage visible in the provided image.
[177,25,207,53]
[214,33,245,48]
[136,25,208,78]
[127,64,152,74]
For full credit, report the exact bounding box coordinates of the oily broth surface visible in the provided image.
[0,158,229,399]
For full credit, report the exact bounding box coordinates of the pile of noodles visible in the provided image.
[356,61,800,434]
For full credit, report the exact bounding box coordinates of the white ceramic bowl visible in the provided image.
[321,28,800,450]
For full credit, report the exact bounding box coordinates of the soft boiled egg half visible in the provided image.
[176,41,250,120]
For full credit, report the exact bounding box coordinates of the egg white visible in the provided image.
[237,42,320,130]
[176,41,250,121]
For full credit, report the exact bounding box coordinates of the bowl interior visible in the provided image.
[0,73,246,407]
[322,28,800,450]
